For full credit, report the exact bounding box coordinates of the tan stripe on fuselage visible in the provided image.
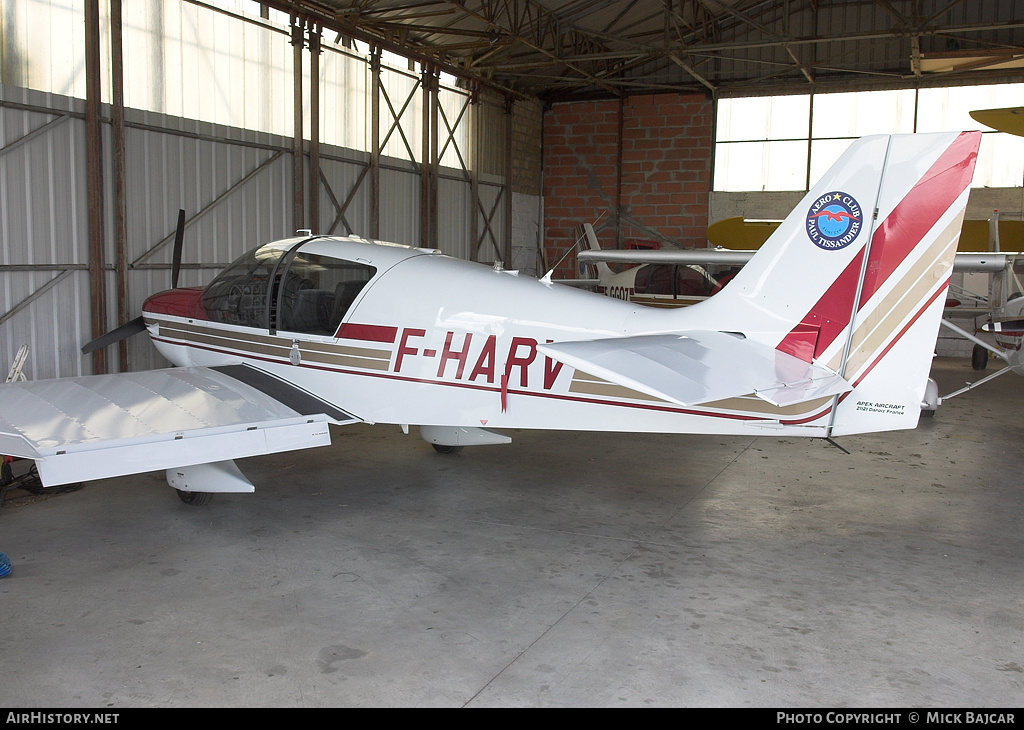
[696,394,834,416]
[151,319,393,370]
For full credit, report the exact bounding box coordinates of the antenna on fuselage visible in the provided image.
[541,211,607,283]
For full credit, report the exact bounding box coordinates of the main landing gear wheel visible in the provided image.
[972,344,989,371]
[431,444,464,455]
[176,490,213,506]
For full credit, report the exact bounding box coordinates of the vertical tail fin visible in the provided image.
[578,223,615,281]
[688,132,981,434]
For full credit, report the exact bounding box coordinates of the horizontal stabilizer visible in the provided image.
[538,332,851,408]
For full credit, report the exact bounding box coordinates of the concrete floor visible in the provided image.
[0,357,1021,707]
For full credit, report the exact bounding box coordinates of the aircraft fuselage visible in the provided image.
[143,236,835,437]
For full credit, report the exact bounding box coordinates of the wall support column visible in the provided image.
[469,84,480,262]
[111,0,129,372]
[309,25,321,233]
[504,94,514,267]
[420,65,439,249]
[429,68,439,251]
[370,47,381,239]
[85,0,106,374]
[291,20,305,232]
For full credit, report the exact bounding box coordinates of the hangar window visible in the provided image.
[713,95,811,192]
[715,83,1024,192]
[3,1,468,167]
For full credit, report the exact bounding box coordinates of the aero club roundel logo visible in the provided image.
[806,191,863,251]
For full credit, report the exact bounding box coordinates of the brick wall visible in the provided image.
[542,93,713,278]
[511,98,543,196]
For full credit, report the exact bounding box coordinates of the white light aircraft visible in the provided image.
[0,132,981,504]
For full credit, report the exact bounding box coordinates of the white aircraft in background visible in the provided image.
[573,225,1011,307]
[0,131,981,504]
[572,219,1014,414]
[563,223,733,306]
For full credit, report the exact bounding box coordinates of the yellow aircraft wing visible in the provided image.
[970,107,1024,137]
[707,216,1020,253]
[705,216,778,250]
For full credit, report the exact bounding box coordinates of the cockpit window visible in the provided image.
[277,253,375,336]
[202,243,376,336]
[202,245,285,329]
[633,264,716,298]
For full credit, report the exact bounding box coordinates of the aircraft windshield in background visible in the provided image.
[0,132,982,504]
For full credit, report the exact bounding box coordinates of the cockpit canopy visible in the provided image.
[202,241,376,336]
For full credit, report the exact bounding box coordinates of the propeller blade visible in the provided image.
[81,315,147,355]
[171,208,186,288]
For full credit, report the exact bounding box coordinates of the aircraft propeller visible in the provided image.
[81,209,187,355]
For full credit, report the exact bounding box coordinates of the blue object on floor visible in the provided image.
[0,552,10,577]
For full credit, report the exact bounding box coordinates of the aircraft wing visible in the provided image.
[0,365,359,487]
[538,332,851,409]
[576,249,756,266]
[575,249,1010,272]
[970,107,1024,137]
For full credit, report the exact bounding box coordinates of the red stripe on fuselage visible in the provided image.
[335,323,399,343]
[778,131,979,362]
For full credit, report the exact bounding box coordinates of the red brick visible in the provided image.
[542,94,713,264]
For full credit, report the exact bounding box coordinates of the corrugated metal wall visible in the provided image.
[0,87,92,381]
[0,81,502,378]
[0,1,519,381]
[119,108,295,372]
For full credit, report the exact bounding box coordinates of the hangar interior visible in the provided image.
[1,0,1023,708]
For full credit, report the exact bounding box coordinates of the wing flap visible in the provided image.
[0,366,359,486]
[537,332,851,408]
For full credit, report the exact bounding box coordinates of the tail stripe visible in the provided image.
[776,280,952,428]
[859,132,979,299]
[826,213,963,377]
[777,249,866,362]
[844,282,951,393]
[777,131,979,363]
